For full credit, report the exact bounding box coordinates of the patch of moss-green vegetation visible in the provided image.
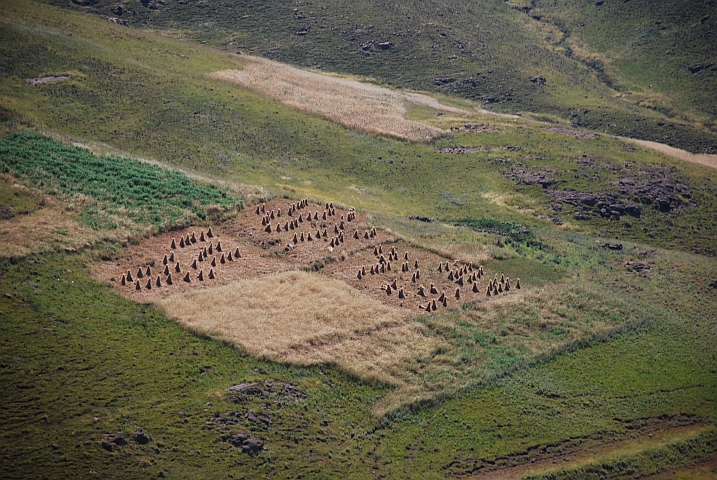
[0,133,241,230]
[0,174,44,219]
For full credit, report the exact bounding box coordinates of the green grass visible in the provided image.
[0,133,241,231]
[35,0,717,152]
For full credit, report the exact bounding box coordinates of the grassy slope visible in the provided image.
[0,2,716,478]
[1,0,716,256]
[37,0,717,153]
[527,0,717,129]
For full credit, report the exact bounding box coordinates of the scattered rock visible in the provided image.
[688,63,711,74]
[505,169,556,187]
[709,280,717,289]
[530,75,546,85]
[101,441,114,452]
[377,42,392,49]
[434,77,455,86]
[134,431,151,445]
[111,4,123,15]
[409,216,431,223]
[222,433,264,455]
[600,243,623,251]
[624,261,651,276]
[72,0,95,5]
[226,380,307,402]
[449,123,493,133]
[108,17,127,25]
[612,177,691,212]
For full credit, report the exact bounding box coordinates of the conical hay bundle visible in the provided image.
[135,280,141,291]
[191,259,198,269]
[391,279,398,290]
[330,238,335,248]
[313,212,318,221]
[430,283,438,294]
[373,246,379,256]
[364,231,369,239]
[403,252,408,261]
[300,232,305,242]
[235,248,241,258]
[145,278,152,290]
[215,241,222,253]
[208,243,213,255]
[370,265,375,275]
[467,275,473,284]
[469,262,473,271]
[179,237,185,248]
[261,203,266,213]
[185,234,191,245]
[438,264,443,273]
[424,304,431,312]
[322,211,327,221]
[294,219,300,228]
[334,225,339,234]
[198,270,204,281]
[340,220,345,230]
[455,288,461,300]
[127,270,134,282]
[316,229,321,238]
[166,273,173,285]
[378,245,383,254]
[357,270,363,280]
[501,273,505,283]
[307,233,313,241]
[331,208,336,216]
[456,276,464,286]
[270,210,275,220]
[369,230,374,238]
[121,274,126,286]
[354,230,359,239]
[446,262,450,270]
[497,283,503,293]
[380,263,385,273]
[293,233,298,244]
[386,262,391,271]
[164,265,170,276]
[227,252,234,261]
[163,254,168,265]
[197,251,203,262]
[372,227,377,236]
[288,220,294,230]
[398,288,405,299]
[203,247,208,257]
[414,260,419,269]
[288,205,293,216]
[329,202,334,209]
[431,300,437,311]
[417,285,425,297]
[156,275,162,288]
[211,257,217,267]
[415,269,420,280]
[137,267,144,279]
[323,229,328,238]
[438,291,445,302]
[171,238,177,249]
[479,266,484,275]
[375,263,381,274]
[472,282,479,293]
[386,285,392,295]
[220,253,226,264]
[341,214,345,221]
[277,209,282,217]
[207,227,214,238]
[191,232,197,244]
[505,278,510,291]
[265,224,272,233]
[298,213,304,222]
[442,297,447,308]
[208,269,215,280]
[285,221,290,231]
[200,231,206,242]
[361,266,366,276]
[412,272,417,283]
[255,205,261,215]
[276,223,281,232]
[175,262,182,273]
[516,278,521,289]
[486,286,491,296]
[448,271,454,281]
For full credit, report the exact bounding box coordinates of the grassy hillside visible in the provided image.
[37,0,717,153]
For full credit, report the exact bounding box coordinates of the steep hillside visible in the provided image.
[40,0,717,152]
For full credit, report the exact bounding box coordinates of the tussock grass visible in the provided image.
[211,57,467,142]
[158,271,441,389]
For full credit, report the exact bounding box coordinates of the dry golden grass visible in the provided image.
[617,136,717,170]
[0,197,119,258]
[210,57,468,142]
[157,271,442,397]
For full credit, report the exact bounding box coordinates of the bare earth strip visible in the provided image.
[618,136,717,170]
[210,57,468,142]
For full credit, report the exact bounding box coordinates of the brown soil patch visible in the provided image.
[210,56,468,142]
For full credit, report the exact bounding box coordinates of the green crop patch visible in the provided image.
[0,133,242,230]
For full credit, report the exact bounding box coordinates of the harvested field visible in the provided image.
[210,57,469,142]
[618,136,717,170]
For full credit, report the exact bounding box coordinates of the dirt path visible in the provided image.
[617,136,717,170]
